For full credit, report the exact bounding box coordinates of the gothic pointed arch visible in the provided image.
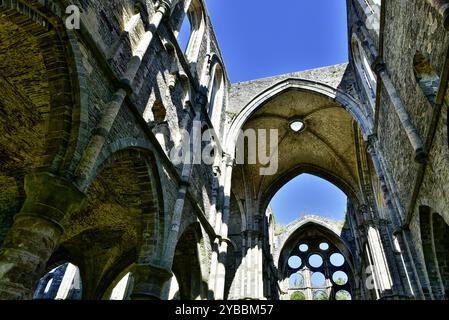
[53,147,164,299]
[276,217,356,300]
[0,1,84,245]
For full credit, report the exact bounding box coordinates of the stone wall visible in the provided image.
[0,0,448,300]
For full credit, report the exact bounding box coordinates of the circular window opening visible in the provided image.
[311,272,326,287]
[332,271,348,285]
[289,273,304,289]
[319,242,329,251]
[330,253,345,267]
[288,256,302,269]
[335,290,352,300]
[289,120,305,133]
[299,244,309,252]
[313,290,329,300]
[309,254,323,268]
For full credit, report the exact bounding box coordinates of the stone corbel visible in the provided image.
[130,263,173,300]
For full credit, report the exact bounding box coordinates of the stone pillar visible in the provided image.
[240,235,247,298]
[257,237,264,299]
[235,230,264,300]
[303,267,312,300]
[247,232,254,298]
[366,139,424,298]
[359,203,409,299]
[207,240,220,299]
[214,240,229,299]
[130,264,173,300]
[209,154,235,299]
[0,172,85,299]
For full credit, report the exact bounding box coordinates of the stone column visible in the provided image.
[303,267,312,300]
[257,237,264,299]
[130,264,173,300]
[244,231,252,298]
[207,240,220,299]
[209,154,235,299]
[359,204,410,299]
[366,139,424,298]
[0,172,85,299]
[214,240,229,299]
[240,235,247,298]
[235,230,264,300]
[135,92,205,298]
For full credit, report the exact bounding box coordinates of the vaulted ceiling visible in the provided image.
[233,89,363,208]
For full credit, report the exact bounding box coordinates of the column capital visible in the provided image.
[0,172,85,299]
[17,172,85,230]
[131,263,173,300]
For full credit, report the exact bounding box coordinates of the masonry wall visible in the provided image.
[1,0,449,300]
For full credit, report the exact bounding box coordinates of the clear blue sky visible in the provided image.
[205,0,349,83]
[270,174,347,225]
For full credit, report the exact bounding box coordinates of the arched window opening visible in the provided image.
[432,213,449,299]
[420,206,449,299]
[175,0,205,70]
[284,237,352,300]
[177,13,192,53]
[168,275,181,300]
[269,174,348,226]
[413,52,440,106]
[352,36,377,112]
[34,263,82,300]
[179,73,192,108]
[110,272,133,300]
[208,64,225,132]
[366,226,393,293]
[44,279,53,294]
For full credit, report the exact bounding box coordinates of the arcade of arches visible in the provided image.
[0,0,449,300]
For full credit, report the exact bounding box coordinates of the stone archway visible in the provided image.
[221,73,403,300]
[52,148,164,300]
[0,2,80,247]
[276,217,356,300]
[172,223,206,300]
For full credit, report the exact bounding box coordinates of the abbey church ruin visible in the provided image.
[0,0,448,300]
